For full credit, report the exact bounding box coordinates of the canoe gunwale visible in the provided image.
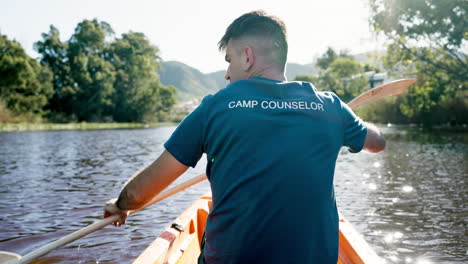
[133,192,382,264]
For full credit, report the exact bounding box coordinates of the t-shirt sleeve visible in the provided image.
[164,96,211,167]
[339,99,368,153]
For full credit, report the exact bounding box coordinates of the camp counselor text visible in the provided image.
[228,100,325,111]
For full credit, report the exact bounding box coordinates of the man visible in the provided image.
[104,10,385,263]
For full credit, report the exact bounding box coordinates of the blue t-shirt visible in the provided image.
[164,77,367,264]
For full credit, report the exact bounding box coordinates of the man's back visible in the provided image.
[103,10,383,264]
[165,77,367,263]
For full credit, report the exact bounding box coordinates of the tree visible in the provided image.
[369,0,466,51]
[36,20,176,122]
[319,58,368,102]
[293,74,319,84]
[316,47,338,71]
[36,20,116,121]
[67,19,116,121]
[295,48,369,102]
[369,0,467,124]
[0,35,53,116]
[316,47,353,70]
[154,84,177,122]
[106,32,176,122]
[35,25,74,116]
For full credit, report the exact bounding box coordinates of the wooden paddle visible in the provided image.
[347,78,417,109]
[0,173,208,264]
[0,78,416,264]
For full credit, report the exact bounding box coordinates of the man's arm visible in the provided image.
[362,123,386,153]
[104,150,189,226]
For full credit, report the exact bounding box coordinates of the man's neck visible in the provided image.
[249,66,287,82]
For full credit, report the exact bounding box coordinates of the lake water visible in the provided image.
[0,125,466,264]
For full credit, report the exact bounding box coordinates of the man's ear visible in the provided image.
[241,46,254,71]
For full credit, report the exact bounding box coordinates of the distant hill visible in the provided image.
[158,51,385,101]
[158,61,317,101]
[158,61,226,101]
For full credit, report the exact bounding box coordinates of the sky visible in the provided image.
[1,0,385,73]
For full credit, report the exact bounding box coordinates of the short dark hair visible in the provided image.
[218,10,288,69]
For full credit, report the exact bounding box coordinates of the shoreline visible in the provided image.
[1,122,465,133]
[0,122,178,133]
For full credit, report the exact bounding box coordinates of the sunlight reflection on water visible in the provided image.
[402,185,414,192]
[335,126,467,264]
[0,126,466,263]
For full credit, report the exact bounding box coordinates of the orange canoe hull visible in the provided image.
[133,193,382,264]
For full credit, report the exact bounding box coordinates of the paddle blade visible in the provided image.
[347,78,417,109]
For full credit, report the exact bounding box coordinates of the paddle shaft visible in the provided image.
[10,174,208,264]
[8,78,416,264]
[11,215,119,264]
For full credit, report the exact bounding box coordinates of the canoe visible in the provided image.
[133,192,382,264]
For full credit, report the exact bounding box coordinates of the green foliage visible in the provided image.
[369,0,467,125]
[355,90,468,126]
[369,0,466,48]
[107,32,176,122]
[0,122,177,133]
[316,47,352,70]
[0,35,53,116]
[67,20,116,121]
[34,25,74,115]
[155,85,177,120]
[35,20,116,121]
[0,101,15,123]
[1,20,176,124]
[316,47,338,70]
[33,19,176,123]
[293,74,319,84]
[323,58,368,102]
[354,96,408,124]
[295,48,369,102]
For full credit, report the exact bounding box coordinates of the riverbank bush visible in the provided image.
[355,90,468,127]
[0,101,14,123]
[0,101,46,123]
[1,21,177,124]
[0,122,177,132]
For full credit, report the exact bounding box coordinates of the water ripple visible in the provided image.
[0,126,466,263]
